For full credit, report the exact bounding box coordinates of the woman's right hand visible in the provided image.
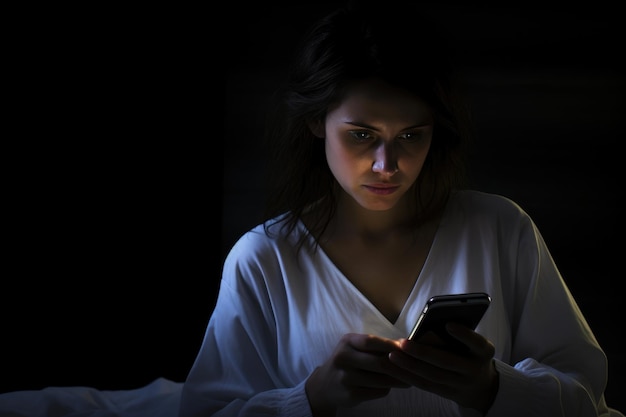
[304,333,410,416]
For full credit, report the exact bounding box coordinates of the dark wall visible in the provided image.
[2,129,218,392]
[2,2,624,414]
[1,7,220,394]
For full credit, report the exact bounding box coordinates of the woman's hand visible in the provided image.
[388,322,499,413]
[305,333,410,416]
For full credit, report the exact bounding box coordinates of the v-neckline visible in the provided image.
[297,204,448,327]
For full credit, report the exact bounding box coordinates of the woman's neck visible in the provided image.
[331,193,417,240]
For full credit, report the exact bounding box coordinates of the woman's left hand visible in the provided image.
[388,322,499,413]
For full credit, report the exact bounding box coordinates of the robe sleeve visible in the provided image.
[486,212,620,417]
[178,230,315,417]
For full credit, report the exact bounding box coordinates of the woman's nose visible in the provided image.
[372,142,398,176]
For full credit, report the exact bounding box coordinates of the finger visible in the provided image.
[387,349,462,391]
[394,339,467,373]
[410,331,447,347]
[336,342,411,379]
[341,386,392,404]
[347,333,402,354]
[341,368,411,389]
[445,323,495,358]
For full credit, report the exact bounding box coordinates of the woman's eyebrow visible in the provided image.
[344,121,432,130]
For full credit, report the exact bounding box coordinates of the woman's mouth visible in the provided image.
[362,184,400,195]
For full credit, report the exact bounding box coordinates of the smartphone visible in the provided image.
[407,292,491,353]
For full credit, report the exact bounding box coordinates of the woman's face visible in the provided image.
[320,78,433,212]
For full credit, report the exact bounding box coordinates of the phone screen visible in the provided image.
[408,292,491,352]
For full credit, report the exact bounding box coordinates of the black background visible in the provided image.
[2,2,624,414]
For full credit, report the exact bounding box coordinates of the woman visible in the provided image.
[180,4,622,416]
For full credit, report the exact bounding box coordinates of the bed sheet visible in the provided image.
[0,378,181,417]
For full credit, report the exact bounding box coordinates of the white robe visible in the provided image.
[179,190,621,417]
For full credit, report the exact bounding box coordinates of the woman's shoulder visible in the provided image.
[450,189,532,223]
[453,189,521,207]
[225,214,307,263]
[220,215,313,290]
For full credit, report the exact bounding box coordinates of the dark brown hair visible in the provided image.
[262,3,472,251]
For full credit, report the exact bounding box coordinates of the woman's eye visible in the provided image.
[398,132,423,142]
[349,130,373,142]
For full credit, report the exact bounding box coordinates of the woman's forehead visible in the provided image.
[327,78,433,123]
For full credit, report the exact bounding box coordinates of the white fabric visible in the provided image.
[179,190,623,417]
[0,377,181,417]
